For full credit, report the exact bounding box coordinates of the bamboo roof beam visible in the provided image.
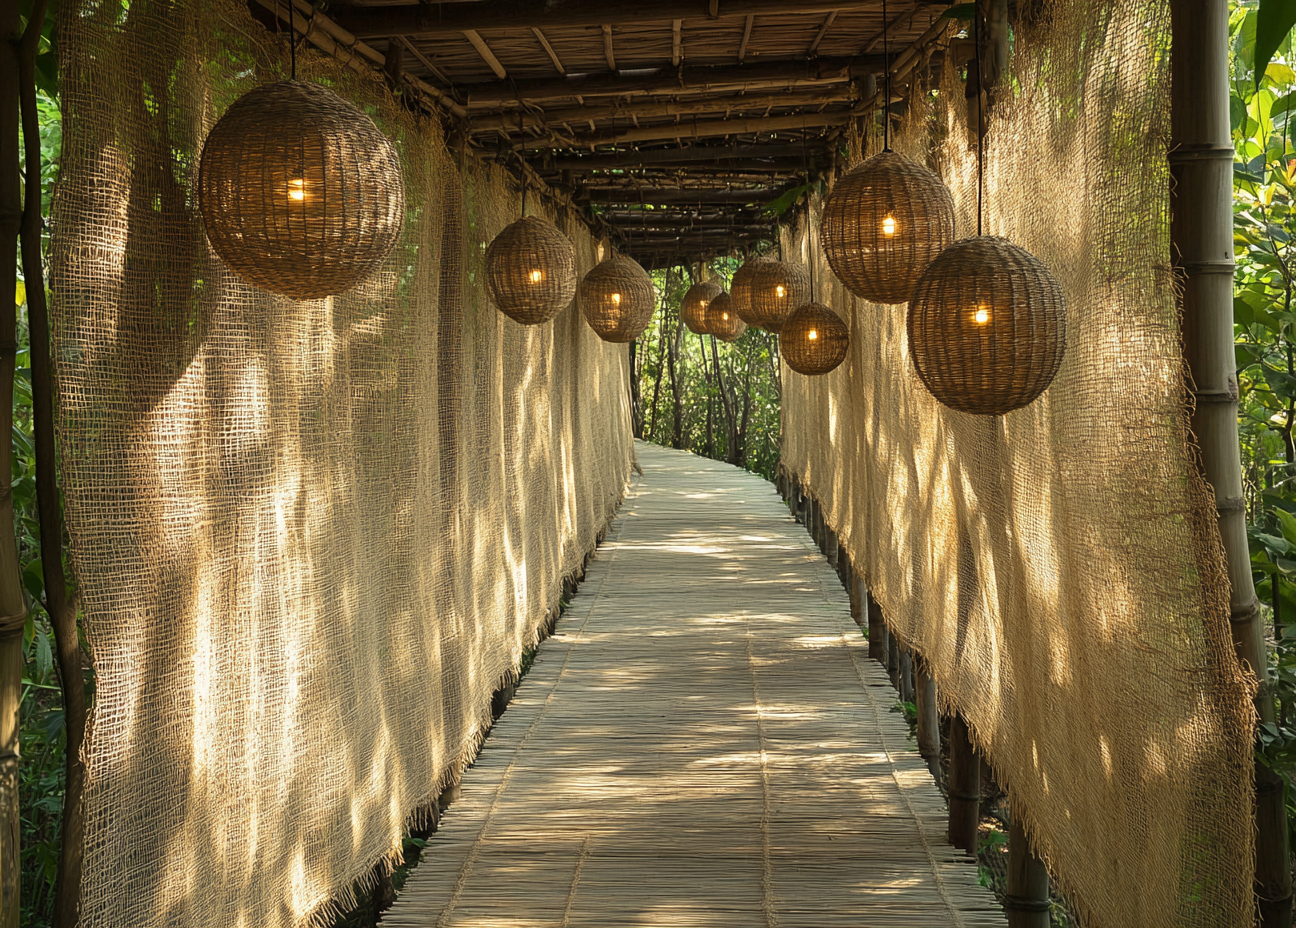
[519,111,847,149]
[583,186,792,205]
[863,1,923,54]
[462,56,875,106]
[808,12,838,57]
[469,89,853,132]
[532,27,566,75]
[602,24,617,71]
[463,29,507,79]
[672,19,683,66]
[331,0,940,39]
[547,142,828,169]
[738,15,754,62]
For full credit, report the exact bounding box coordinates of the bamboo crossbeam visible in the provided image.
[547,142,829,169]
[331,0,944,39]
[584,186,790,205]
[520,111,847,150]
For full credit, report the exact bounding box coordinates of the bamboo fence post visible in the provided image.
[0,7,31,926]
[887,632,901,689]
[1170,1,1292,921]
[850,570,866,627]
[825,524,839,568]
[948,714,981,853]
[914,655,940,776]
[867,590,887,663]
[1004,811,1050,928]
[899,648,914,704]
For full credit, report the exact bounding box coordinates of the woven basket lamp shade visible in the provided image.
[908,236,1067,415]
[732,257,811,332]
[819,150,955,305]
[781,302,850,376]
[485,215,578,325]
[705,292,747,342]
[198,80,405,301]
[681,280,723,334]
[579,254,656,343]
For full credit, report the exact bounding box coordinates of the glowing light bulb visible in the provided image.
[775,285,786,299]
[974,306,990,325]
[882,214,897,237]
[529,269,544,284]
[611,292,621,305]
[808,329,819,341]
[288,178,307,201]
[722,311,730,321]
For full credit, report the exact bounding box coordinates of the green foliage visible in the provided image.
[1256,0,1296,90]
[634,258,783,480]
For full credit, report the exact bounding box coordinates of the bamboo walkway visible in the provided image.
[383,442,1005,928]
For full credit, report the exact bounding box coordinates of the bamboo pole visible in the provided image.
[1169,2,1292,922]
[867,590,887,664]
[899,648,914,704]
[1005,811,1050,928]
[851,572,866,627]
[914,655,940,776]
[19,4,85,925]
[825,524,839,568]
[0,6,30,926]
[948,714,980,853]
[887,632,901,690]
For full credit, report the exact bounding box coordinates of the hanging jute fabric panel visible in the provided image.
[734,256,812,332]
[705,292,747,342]
[681,279,722,334]
[52,2,633,926]
[779,2,1253,926]
[579,253,656,343]
[197,80,405,300]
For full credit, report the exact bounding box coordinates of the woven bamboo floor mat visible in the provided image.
[382,440,1005,928]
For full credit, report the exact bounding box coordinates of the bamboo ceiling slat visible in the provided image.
[382,442,1004,928]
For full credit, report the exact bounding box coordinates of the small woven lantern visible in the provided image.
[485,215,578,325]
[579,253,656,343]
[908,236,1067,415]
[732,257,811,332]
[819,150,955,305]
[681,280,723,334]
[781,302,850,376]
[198,80,405,300]
[705,292,747,342]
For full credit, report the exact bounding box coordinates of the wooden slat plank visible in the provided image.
[463,29,507,79]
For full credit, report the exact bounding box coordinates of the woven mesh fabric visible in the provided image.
[780,3,1254,926]
[51,2,632,926]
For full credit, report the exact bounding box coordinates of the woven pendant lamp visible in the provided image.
[681,280,723,334]
[705,292,747,342]
[198,80,405,301]
[485,215,578,325]
[908,236,1066,415]
[579,253,656,343]
[732,256,812,332]
[818,150,955,305]
[781,302,850,376]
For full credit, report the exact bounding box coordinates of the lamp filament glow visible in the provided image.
[611,292,622,305]
[882,214,897,237]
[974,306,990,325]
[529,269,544,284]
[808,329,819,340]
[288,178,307,201]
[776,285,786,299]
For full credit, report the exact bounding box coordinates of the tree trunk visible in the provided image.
[668,307,684,449]
[699,334,714,458]
[1169,2,1292,923]
[0,6,32,926]
[628,337,643,438]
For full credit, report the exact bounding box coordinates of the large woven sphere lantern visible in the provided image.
[681,280,723,334]
[579,254,656,342]
[485,215,578,325]
[705,292,747,342]
[732,257,811,332]
[781,302,850,376]
[819,150,955,305]
[198,80,406,300]
[908,236,1066,415]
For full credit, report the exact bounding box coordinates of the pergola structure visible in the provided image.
[263,0,952,266]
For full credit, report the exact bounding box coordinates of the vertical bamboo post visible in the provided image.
[914,655,940,776]
[825,524,839,568]
[899,648,914,703]
[887,632,901,689]
[850,570,866,627]
[1005,811,1051,928]
[0,7,29,926]
[867,590,887,663]
[1170,2,1292,922]
[948,714,981,853]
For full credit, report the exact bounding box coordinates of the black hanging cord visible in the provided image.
[974,9,983,237]
[521,177,527,218]
[882,0,891,153]
[288,0,297,80]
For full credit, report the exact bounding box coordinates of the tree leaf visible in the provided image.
[1257,0,1296,91]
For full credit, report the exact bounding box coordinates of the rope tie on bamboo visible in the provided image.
[0,609,26,639]
[1002,895,1052,913]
